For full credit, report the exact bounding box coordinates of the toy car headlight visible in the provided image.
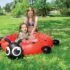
[12,47,21,57]
[6,46,10,56]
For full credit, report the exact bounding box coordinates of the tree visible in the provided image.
[55,0,70,16]
[55,0,70,8]
[11,0,29,17]
[11,0,56,17]
[30,0,55,16]
[0,6,4,15]
[4,3,11,12]
[11,0,70,17]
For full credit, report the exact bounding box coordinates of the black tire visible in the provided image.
[53,39,60,45]
[0,37,3,41]
[41,46,51,54]
[0,37,3,48]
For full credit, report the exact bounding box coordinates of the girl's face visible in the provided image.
[21,24,27,32]
[27,8,34,18]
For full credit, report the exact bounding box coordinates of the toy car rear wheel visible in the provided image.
[53,39,60,45]
[41,46,51,54]
[0,37,3,49]
[0,37,3,41]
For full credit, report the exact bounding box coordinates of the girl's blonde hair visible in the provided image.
[19,22,28,32]
[26,7,36,22]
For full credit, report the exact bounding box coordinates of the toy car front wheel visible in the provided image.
[41,46,51,54]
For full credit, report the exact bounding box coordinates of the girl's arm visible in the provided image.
[24,17,28,24]
[31,16,38,34]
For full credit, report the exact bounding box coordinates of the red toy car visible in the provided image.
[0,32,59,58]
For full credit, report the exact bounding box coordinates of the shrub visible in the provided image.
[48,10,61,17]
[11,3,24,17]
[0,7,5,15]
[60,8,70,16]
[11,0,29,17]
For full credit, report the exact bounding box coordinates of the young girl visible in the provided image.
[15,23,29,43]
[24,7,38,36]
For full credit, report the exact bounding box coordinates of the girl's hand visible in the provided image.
[30,31,34,35]
[29,34,35,40]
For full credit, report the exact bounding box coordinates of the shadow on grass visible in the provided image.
[38,19,70,36]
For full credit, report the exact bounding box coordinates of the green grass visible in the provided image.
[0,15,70,70]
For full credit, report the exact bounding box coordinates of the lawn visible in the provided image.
[0,15,70,70]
